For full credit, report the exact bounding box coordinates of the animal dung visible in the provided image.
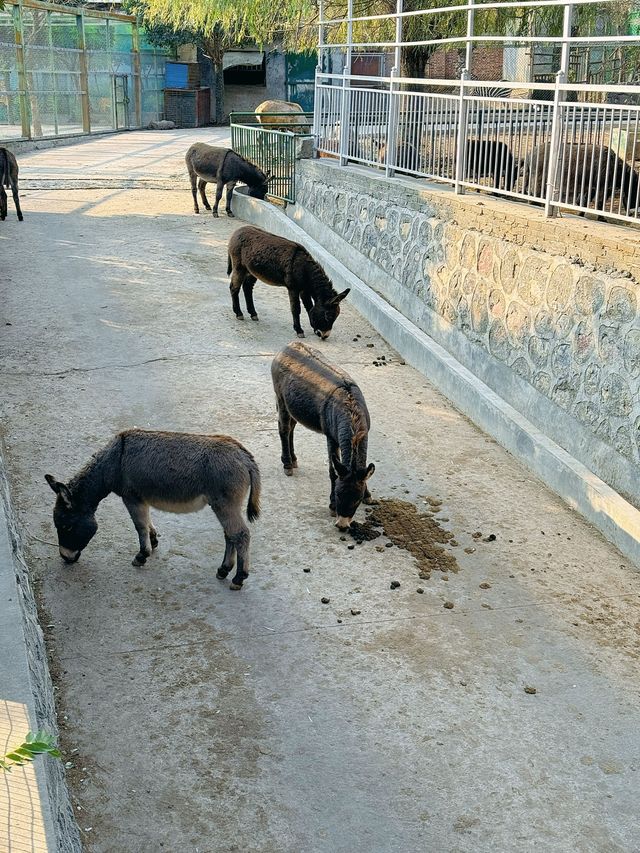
[390,580,401,589]
[416,587,424,594]
[524,686,537,695]
[443,601,454,609]
[479,582,491,589]
[350,608,361,616]
[321,597,331,604]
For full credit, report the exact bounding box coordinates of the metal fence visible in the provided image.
[315,0,640,224]
[0,0,168,142]
[230,112,314,203]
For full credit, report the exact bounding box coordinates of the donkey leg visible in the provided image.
[215,533,236,579]
[212,179,224,217]
[277,403,296,474]
[230,269,245,318]
[11,183,23,222]
[213,506,250,590]
[123,498,153,566]
[198,179,211,211]
[0,186,6,221]
[242,275,259,320]
[327,438,339,515]
[225,181,237,217]
[288,290,305,338]
[288,421,298,469]
[189,168,200,214]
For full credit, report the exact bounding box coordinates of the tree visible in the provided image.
[123,0,317,123]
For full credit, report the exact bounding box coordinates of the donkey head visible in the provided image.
[310,288,350,340]
[45,475,98,563]
[331,455,375,530]
[249,169,271,200]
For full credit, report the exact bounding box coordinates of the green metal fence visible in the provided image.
[0,0,168,143]
[230,111,313,204]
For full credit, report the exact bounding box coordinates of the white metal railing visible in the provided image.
[314,0,640,223]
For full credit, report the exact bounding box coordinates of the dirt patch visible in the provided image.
[349,498,459,576]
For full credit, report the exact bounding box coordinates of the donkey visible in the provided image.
[227,226,350,339]
[271,341,375,530]
[185,143,269,218]
[519,143,640,213]
[45,429,261,590]
[0,147,23,222]
[464,139,517,192]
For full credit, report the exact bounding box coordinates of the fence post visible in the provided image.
[454,68,469,194]
[385,67,399,177]
[465,0,475,73]
[544,3,572,217]
[312,0,323,151]
[12,3,30,139]
[338,0,353,166]
[132,21,142,128]
[76,11,91,134]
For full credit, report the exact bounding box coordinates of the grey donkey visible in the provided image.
[46,429,261,590]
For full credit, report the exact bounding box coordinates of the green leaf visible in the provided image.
[5,752,30,763]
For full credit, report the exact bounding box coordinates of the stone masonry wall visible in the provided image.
[295,159,640,504]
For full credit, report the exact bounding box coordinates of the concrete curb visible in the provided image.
[0,456,82,851]
[233,189,640,568]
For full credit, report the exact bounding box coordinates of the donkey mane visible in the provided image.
[233,152,267,184]
[305,254,337,303]
[68,435,122,505]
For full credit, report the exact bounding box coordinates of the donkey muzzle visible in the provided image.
[60,547,80,564]
[334,516,351,531]
[316,330,330,340]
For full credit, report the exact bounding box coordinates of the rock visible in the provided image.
[146,119,176,130]
[321,597,330,604]
[524,685,537,695]
[390,580,401,589]
[443,601,454,609]
[479,582,491,589]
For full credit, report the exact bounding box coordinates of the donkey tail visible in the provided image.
[0,149,9,189]
[227,253,232,276]
[246,458,261,523]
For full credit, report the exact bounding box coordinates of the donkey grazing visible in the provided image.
[185,143,269,218]
[0,147,23,222]
[519,143,640,213]
[45,429,261,590]
[271,341,375,530]
[227,226,349,339]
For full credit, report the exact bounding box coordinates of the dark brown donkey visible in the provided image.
[227,226,350,339]
[271,341,375,530]
[45,429,261,590]
[0,147,23,221]
[185,143,269,218]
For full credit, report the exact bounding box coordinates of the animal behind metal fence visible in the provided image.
[315,0,640,225]
[230,112,314,204]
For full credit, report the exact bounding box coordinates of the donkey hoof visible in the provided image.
[216,567,230,580]
[235,313,244,321]
[226,210,235,218]
[284,467,294,477]
[296,332,305,339]
[212,211,219,218]
[132,556,146,567]
[229,582,243,591]
[250,314,259,322]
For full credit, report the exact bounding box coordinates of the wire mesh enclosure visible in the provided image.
[0,0,168,142]
[315,0,640,224]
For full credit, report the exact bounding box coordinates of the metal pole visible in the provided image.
[385,0,403,177]
[132,20,142,127]
[13,2,30,139]
[338,0,353,166]
[545,2,572,217]
[455,68,469,194]
[46,11,59,136]
[312,0,323,145]
[465,0,475,75]
[77,11,90,133]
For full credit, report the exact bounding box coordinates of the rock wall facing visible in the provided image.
[294,159,640,507]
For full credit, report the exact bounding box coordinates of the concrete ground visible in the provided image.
[1,130,639,853]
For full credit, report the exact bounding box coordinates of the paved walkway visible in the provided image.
[1,130,639,853]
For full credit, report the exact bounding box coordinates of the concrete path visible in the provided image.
[1,130,639,853]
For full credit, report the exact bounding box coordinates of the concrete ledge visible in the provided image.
[233,188,640,567]
[0,457,81,851]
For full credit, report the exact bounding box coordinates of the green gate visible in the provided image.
[230,112,313,204]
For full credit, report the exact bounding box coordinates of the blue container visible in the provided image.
[165,62,200,89]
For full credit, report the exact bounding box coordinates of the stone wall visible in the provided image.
[293,159,640,507]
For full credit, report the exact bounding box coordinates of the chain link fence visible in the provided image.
[0,0,168,142]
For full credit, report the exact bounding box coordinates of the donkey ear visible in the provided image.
[363,462,375,481]
[45,475,72,507]
[331,453,349,479]
[332,288,350,304]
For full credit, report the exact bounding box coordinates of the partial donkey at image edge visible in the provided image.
[45,429,261,590]
[0,147,23,222]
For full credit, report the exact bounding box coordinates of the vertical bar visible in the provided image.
[455,68,469,193]
[313,0,324,146]
[77,11,90,133]
[465,0,475,78]
[13,2,30,139]
[132,20,142,127]
[46,11,58,136]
